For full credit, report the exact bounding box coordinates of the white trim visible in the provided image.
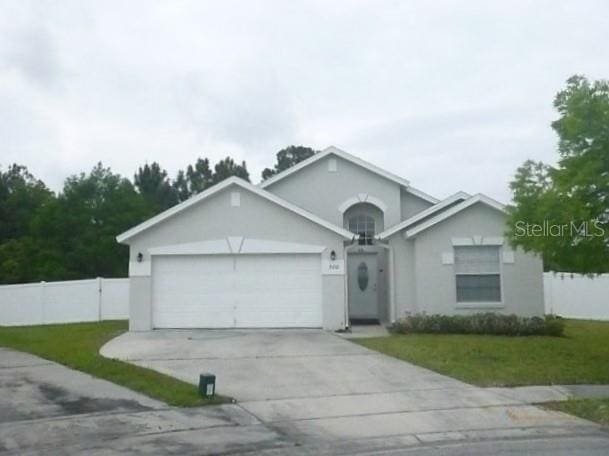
[455,303,505,310]
[451,236,504,246]
[227,236,244,253]
[451,237,474,246]
[377,191,470,240]
[116,177,354,243]
[260,146,407,189]
[405,194,507,238]
[338,193,389,213]
[147,238,326,256]
[149,240,230,255]
[453,244,504,307]
[129,261,151,277]
[241,239,325,254]
[482,237,504,246]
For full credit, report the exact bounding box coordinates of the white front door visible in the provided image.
[151,254,323,328]
[348,252,378,321]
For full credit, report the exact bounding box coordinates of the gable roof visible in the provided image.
[259,146,439,204]
[116,177,354,243]
[404,194,507,238]
[377,191,470,240]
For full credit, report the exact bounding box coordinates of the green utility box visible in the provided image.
[199,373,216,397]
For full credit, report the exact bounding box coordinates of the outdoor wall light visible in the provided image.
[330,250,337,261]
[136,252,143,263]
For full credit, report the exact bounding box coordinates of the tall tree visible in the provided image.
[262,145,317,180]
[0,165,54,284]
[187,158,214,193]
[173,170,190,203]
[0,164,53,241]
[508,75,609,273]
[134,162,177,212]
[213,157,250,184]
[31,163,151,280]
[172,158,221,202]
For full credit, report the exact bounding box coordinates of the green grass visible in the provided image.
[546,398,609,426]
[0,321,227,407]
[355,319,609,387]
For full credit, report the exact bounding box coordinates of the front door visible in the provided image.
[348,253,378,322]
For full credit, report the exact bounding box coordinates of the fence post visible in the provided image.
[40,281,46,324]
[97,277,103,322]
[548,274,554,315]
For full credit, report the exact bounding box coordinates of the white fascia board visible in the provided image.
[148,240,231,256]
[377,191,470,240]
[404,194,507,238]
[241,239,325,254]
[451,236,504,246]
[147,238,326,256]
[259,146,412,190]
[116,177,354,243]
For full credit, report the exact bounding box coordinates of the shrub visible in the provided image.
[389,313,564,337]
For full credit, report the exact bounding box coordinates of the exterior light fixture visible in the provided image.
[330,250,337,261]
[136,252,143,263]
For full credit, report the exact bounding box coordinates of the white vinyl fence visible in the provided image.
[2,274,608,326]
[0,278,129,326]
[544,272,609,320]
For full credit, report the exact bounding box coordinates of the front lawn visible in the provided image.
[0,321,226,407]
[355,319,609,387]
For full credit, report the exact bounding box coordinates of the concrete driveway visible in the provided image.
[0,348,288,455]
[101,329,609,453]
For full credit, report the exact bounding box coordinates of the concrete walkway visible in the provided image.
[101,329,608,453]
[487,385,609,404]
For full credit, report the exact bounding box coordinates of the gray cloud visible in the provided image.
[1,0,608,200]
[1,25,62,89]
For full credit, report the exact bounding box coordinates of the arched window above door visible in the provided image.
[348,214,375,245]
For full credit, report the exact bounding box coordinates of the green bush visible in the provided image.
[390,313,564,337]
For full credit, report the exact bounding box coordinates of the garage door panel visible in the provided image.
[154,310,235,328]
[152,254,323,328]
[236,311,320,328]
[236,255,319,271]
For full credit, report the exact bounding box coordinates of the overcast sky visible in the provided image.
[2,0,609,202]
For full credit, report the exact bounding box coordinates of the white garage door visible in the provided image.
[152,254,323,328]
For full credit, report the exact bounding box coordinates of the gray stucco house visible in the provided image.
[117,146,544,331]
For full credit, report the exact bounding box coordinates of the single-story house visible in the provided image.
[117,146,544,331]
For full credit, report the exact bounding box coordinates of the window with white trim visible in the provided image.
[454,246,501,302]
[348,214,375,245]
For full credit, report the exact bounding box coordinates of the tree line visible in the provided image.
[0,146,316,284]
[2,73,607,285]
